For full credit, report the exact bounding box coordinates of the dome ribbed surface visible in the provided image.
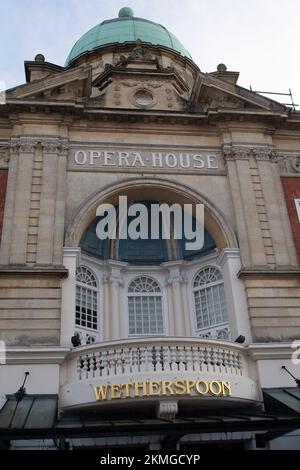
[65,14,192,66]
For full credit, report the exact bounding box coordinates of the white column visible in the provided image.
[164,261,188,336]
[219,248,252,344]
[105,260,127,340]
[60,247,81,347]
[103,279,110,341]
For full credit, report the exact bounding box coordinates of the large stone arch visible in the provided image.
[65,177,238,250]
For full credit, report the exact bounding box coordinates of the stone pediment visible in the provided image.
[190,72,287,113]
[7,66,92,102]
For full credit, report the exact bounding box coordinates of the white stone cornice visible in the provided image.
[63,247,81,265]
[247,342,296,360]
[218,248,241,268]
[4,347,70,365]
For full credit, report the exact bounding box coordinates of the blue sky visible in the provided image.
[0,0,299,108]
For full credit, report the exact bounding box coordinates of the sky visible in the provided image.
[0,0,299,108]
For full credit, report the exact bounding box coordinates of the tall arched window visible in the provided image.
[75,266,99,344]
[128,276,164,336]
[193,266,229,340]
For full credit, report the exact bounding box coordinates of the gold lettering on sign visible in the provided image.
[93,379,232,401]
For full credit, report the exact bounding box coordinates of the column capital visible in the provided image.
[10,138,38,154]
[162,260,188,285]
[251,146,278,162]
[103,259,128,285]
[222,144,251,161]
[41,140,62,154]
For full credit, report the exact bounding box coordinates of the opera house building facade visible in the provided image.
[0,7,300,451]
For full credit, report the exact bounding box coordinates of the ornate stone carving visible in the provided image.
[252,147,278,162]
[156,400,178,419]
[223,145,278,162]
[127,39,153,61]
[233,147,251,160]
[0,147,9,168]
[20,141,38,153]
[10,139,38,154]
[9,142,20,155]
[121,81,140,88]
[59,144,69,157]
[222,145,251,161]
[41,141,61,154]
[291,157,300,173]
[122,80,162,90]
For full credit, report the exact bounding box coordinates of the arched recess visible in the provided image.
[65,177,238,250]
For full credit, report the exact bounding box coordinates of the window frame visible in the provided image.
[126,275,165,337]
[75,265,100,342]
[192,264,229,339]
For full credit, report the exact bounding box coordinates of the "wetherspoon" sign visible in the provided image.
[93,379,231,401]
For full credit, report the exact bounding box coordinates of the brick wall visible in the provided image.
[281,177,300,264]
[0,170,8,243]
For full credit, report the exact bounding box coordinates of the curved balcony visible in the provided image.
[59,337,260,411]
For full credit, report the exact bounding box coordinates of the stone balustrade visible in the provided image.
[60,337,260,409]
[77,338,243,381]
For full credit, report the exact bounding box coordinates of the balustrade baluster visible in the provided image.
[101,350,109,377]
[131,347,139,373]
[210,348,218,372]
[123,347,131,374]
[170,346,177,372]
[198,347,204,371]
[203,348,210,371]
[177,346,185,372]
[185,346,193,372]
[162,346,170,372]
[237,353,243,375]
[143,346,151,372]
[95,351,102,377]
[155,346,163,372]
[77,356,83,380]
[115,348,123,376]
[82,354,89,379]
[139,347,146,372]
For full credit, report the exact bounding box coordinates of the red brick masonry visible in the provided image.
[0,170,8,242]
[281,177,300,263]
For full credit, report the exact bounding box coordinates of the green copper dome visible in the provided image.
[65,8,192,66]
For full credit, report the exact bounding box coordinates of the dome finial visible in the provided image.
[118,7,134,17]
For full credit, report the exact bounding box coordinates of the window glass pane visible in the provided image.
[193,266,229,337]
[75,267,98,333]
[128,277,164,335]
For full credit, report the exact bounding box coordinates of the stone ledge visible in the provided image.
[238,267,300,279]
[248,342,296,360]
[4,347,70,364]
[0,265,68,278]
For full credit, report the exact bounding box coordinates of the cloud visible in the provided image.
[0,0,299,107]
